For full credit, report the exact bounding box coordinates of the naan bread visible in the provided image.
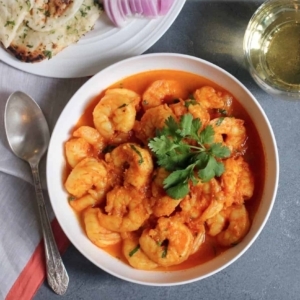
[24,0,84,32]
[8,0,101,62]
[0,0,33,48]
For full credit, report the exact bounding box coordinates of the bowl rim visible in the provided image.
[46,52,279,286]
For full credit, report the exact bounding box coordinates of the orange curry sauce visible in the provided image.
[65,70,265,271]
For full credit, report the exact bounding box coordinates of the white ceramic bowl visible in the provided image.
[46,53,279,286]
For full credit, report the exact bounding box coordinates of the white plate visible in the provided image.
[47,53,279,286]
[0,1,185,78]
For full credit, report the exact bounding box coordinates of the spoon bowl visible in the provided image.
[4,91,69,295]
[5,91,50,165]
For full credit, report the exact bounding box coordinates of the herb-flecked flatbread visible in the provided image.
[24,0,84,32]
[8,0,101,62]
[0,0,33,48]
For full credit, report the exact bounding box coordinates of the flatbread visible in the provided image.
[8,0,101,62]
[0,0,34,48]
[24,0,84,32]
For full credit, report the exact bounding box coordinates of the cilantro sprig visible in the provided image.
[148,114,231,199]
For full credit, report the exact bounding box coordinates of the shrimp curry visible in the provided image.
[64,70,265,271]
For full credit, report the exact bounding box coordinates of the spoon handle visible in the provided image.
[31,164,69,295]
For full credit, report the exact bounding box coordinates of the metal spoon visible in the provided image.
[4,91,69,295]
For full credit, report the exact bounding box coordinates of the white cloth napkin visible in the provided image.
[0,61,88,299]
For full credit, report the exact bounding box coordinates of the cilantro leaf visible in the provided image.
[198,156,224,182]
[163,168,192,189]
[199,125,214,144]
[157,150,192,171]
[148,113,231,199]
[209,143,231,158]
[165,181,189,199]
[148,136,177,157]
[192,152,210,169]
[178,114,194,137]
[157,116,180,140]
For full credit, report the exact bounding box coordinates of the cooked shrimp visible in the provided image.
[105,88,140,107]
[209,117,247,153]
[200,199,224,223]
[69,194,98,212]
[151,168,182,217]
[169,99,210,129]
[139,217,194,267]
[134,104,175,144]
[191,224,206,254]
[221,156,254,207]
[105,143,153,189]
[142,80,185,110]
[73,126,106,152]
[236,160,255,203]
[151,168,170,197]
[65,137,92,168]
[122,232,158,270]
[93,88,140,143]
[206,212,226,237]
[193,86,232,111]
[84,207,121,248]
[216,204,250,246]
[178,178,224,231]
[65,157,109,211]
[98,186,151,232]
[151,196,181,218]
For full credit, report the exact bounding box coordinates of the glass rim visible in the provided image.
[243,0,300,96]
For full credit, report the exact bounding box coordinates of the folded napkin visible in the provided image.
[0,61,88,299]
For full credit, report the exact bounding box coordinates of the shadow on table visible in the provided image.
[146,0,262,85]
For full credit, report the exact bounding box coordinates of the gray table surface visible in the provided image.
[5,0,298,299]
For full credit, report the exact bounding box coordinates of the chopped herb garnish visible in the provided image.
[130,145,144,165]
[118,103,127,109]
[43,50,52,59]
[142,100,148,105]
[184,99,199,108]
[44,10,50,17]
[161,247,168,258]
[4,20,15,27]
[148,114,231,199]
[68,196,76,201]
[26,44,33,48]
[80,9,87,17]
[216,117,225,126]
[129,245,140,257]
[217,108,227,115]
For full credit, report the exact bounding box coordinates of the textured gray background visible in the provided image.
[31,1,300,299]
